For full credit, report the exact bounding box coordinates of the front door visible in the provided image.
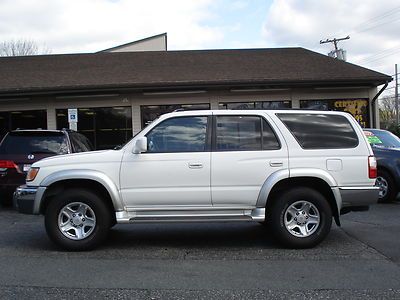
[120,115,211,208]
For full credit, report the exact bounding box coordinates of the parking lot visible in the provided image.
[0,202,399,299]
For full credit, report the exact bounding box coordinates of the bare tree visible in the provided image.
[379,95,397,128]
[0,39,51,56]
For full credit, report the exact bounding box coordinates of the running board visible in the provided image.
[115,207,265,223]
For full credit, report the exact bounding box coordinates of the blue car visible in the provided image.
[364,129,400,202]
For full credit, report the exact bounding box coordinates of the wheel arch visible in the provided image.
[377,165,396,181]
[257,170,341,226]
[39,170,123,215]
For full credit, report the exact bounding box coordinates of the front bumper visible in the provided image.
[339,186,379,208]
[13,185,46,214]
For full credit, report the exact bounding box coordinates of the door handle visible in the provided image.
[188,162,203,169]
[270,161,283,167]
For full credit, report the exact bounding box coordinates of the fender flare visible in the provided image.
[40,169,124,211]
[256,168,341,211]
[256,169,289,208]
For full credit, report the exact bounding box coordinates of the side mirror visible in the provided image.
[133,137,148,154]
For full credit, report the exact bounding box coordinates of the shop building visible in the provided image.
[0,47,391,149]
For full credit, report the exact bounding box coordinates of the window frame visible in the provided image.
[211,115,281,152]
[56,106,132,150]
[143,115,212,154]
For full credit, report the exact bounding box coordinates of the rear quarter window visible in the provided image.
[0,132,69,155]
[277,113,359,149]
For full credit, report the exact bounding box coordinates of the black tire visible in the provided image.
[376,169,398,203]
[45,188,112,251]
[269,187,332,249]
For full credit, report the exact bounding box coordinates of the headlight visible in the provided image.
[26,167,40,182]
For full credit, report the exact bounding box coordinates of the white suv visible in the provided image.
[14,110,379,250]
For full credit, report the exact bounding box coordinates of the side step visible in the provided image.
[115,207,265,223]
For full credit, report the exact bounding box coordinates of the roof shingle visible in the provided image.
[0,47,391,95]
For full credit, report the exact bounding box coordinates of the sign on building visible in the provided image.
[68,108,78,131]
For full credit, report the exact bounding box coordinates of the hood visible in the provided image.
[32,149,123,168]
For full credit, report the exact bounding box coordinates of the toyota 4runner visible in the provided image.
[14,110,379,250]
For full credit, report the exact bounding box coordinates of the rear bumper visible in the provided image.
[13,185,46,214]
[0,172,26,203]
[339,186,379,208]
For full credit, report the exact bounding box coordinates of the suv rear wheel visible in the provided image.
[45,188,111,251]
[269,187,332,248]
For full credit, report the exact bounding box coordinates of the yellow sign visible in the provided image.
[334,99,368,128]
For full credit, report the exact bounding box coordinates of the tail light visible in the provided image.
[0,160,18,169]
[0,160,22,173]
[368,156,377,179]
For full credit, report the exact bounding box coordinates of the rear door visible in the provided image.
[211,113,288,206]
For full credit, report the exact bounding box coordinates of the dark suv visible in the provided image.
[364,128,400,202]
[0,129,93,205]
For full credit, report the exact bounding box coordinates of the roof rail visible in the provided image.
[15,128,45,130]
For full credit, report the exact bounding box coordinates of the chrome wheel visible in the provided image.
[58,202,96,241]
[284,200,320,238]
[376,176,388,198]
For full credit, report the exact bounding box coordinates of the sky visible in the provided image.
[0,0,399,94]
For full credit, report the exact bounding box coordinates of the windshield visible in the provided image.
[364,130,400,149]
[0,132,69,155]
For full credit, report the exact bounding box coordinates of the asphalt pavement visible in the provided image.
[0,203,399,299]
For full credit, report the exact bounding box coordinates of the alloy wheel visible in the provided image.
[57,202,96,240]
[284,200,320,238]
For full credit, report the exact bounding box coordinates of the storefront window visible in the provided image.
[141,103,210,128]
[56,107,132,150]
[300,99,370,128]
[219,101,291,110]
[0,110,47,141]
[0,112,9,141]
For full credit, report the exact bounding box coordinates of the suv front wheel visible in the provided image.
[269,187,332,248]
[45,188,111,251]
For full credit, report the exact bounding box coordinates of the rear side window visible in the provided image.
[215,116,280,151]
[277,113,358,149]
[0,131,69,155]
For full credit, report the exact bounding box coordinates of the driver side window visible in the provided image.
[146,116,208,153]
